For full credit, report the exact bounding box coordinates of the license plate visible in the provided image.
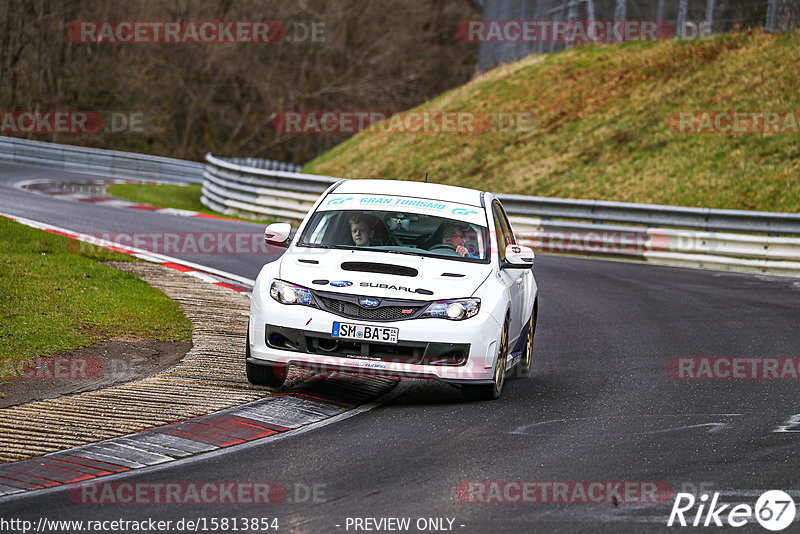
[332,322,398,344]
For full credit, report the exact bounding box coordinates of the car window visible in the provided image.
[492,202,514,261]
[298,209,490,262]
[498,203,517,245]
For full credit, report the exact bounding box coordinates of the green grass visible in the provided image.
[107,183,208,212]
[304,31,800,212]
[0,217,193,381]
[106,183,269,224]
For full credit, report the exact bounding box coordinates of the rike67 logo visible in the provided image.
[668,490,796,531]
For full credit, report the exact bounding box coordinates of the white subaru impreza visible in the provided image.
[247,179,538,400]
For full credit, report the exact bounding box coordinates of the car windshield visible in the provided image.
[298,209,490,262]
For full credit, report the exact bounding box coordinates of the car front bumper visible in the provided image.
[248,298,502,384]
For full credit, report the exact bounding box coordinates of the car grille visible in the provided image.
[320,297,424,320]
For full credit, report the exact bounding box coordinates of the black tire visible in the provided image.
[518,299,537,378]
[463,318,509,401]
[245,326,287,387]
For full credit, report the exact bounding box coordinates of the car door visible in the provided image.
[491,201,524,349]
[497,202,532,331]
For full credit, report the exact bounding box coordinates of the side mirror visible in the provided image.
[502,244,535,269]
[265,223,292,247]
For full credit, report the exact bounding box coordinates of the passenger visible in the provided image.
[348,213,377,247]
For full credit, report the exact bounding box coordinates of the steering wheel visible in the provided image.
[429,243,457,252]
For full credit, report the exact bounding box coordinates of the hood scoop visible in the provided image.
[341,261,418,277]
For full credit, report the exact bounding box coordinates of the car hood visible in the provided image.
[277,248,491,301]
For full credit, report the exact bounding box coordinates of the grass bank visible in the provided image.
[304,31,800,212]
[0,217,192,380]
[106,183,267,223]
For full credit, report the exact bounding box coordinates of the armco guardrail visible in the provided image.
[6,138,795,276]
[497,194,800,235]
[0,136,203,184]
[202,153,800,277]
[202,153,339,221]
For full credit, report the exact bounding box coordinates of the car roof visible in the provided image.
[332,179,485,207]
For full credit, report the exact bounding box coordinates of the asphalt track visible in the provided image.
[2,162,800,532]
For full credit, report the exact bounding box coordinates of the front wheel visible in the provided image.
[463,318,509,401]
[246,360,287,388]
[245,326,287,387]
[518,300,537,378]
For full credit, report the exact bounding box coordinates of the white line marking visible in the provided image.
[633,422,731,435]
[510,414,742,435]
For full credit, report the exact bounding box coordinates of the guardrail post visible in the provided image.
[584,0,596,23]
[705,0,715,33]
[614,0,626,24]
[766,0,779,31]
[549,1,568,53]
[566,0,579,48]
[533,0,546,54]
[613,0,626,44]
[677,0,688,37]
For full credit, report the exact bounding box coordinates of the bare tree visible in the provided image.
[1,0,479,162]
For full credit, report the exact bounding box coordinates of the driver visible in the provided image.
[440,224,472,257]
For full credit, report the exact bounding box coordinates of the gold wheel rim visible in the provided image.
[494,323,508,391]
[522,314,533,370]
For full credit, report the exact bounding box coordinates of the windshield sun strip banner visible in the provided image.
[319,194,487,226]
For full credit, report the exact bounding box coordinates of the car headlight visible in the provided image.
[420,298,480,320]
[270,280,316,307]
